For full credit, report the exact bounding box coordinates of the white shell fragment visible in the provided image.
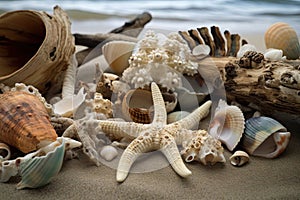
[264,48,286,61]
[100,145,118,161]
[237,44,257,58]
[229,150,249,167]
[0,143,11,161]
[192,44,210,56]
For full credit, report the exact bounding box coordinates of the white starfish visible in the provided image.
[99,82,214,182]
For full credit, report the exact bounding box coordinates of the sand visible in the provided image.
[1,18,300,200]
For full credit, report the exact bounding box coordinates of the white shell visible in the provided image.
[209,100,245,151]
[192,44,210,56]
[264,48,286,61]
[102,40,136,74]
[237,44,257,58]
[0,142,11,161]
[100,145,118,161]
[229,150,249,167]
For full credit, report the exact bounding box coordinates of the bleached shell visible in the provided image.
[237,44,257,58]
[167,111,190,124]
[229,150,249,167]
[192,44,210,56]
[264,22,300,60]
[102,40,136,74]
[208,100,245,151]
[100,145,118,161]
[241,116,291,158]
[264,48,285,61]
[16,137,66,189]
[0,142,11,161]
[0,91,57,153]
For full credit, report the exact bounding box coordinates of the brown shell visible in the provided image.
[0,91,57,153]
[264,22,300,60]
[0,6,75,94]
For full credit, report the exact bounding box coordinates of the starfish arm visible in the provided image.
[98,120,148,140]
[151,82,167,126]
[174,100,212,129]
[160,134,192,178]
[117,135,155,182]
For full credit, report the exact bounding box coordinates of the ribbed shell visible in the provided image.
[0,91,57,153]
[241,116,286,155]
[264,22,300,60]
[16,139,65,189]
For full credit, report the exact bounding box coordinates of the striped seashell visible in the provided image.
[16,137,66,189]
[0,91,57,153]
[241,116,291,158]
[264,22,300,60]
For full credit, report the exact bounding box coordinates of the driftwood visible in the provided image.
[74,12,152,65]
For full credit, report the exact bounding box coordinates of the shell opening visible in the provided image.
[253,134,276,155]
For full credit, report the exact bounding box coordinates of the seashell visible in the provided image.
[229,150,249,167]
[16,137,66,189]
[264,22,300,60]
[241,116,291,158]
[85,92,113,118]
[100,145,118,161]
[0,142,11,161]
[237,44,257,58]
[0,91,57,153]
[96,73,120,99]
[208,100,245,151]
[0,7,75,94]
[192,44,210,56]
[264,48,285,61]
[167,111,190,124]
[238,51,264,69]
[102,40,136,74]
[122,88,177,123]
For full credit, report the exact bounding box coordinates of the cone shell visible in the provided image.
[0,91,57,153]
[208,100,245,151]
[16,137,65,189]
[241,116,291,158]
[0,6,75,94]
[264,22,300,60]
[102,40,136,74]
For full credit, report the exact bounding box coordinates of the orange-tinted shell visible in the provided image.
[264,22,300,60]
[0,91,57,153]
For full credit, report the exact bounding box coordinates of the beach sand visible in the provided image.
[1,17,300,200]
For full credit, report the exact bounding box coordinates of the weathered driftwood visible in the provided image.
[74,12,152,65]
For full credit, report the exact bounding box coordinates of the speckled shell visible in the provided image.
[0,91,57,153]
[264,22,300,60]
[241,116,291,158]
[16,138,65,189]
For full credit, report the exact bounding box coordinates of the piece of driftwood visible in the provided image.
[75,12,152,65]
[210,55,300,116]
[211,26,226,57]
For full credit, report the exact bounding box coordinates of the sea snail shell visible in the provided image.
[229,150,249,167]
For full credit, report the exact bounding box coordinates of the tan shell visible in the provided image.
[0,6,75,94]
[229,150,249,167]
[264,22,300,60]
[0,91,57,153]
[102,40,136,75]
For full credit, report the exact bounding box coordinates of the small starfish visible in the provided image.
[99,82,213,182]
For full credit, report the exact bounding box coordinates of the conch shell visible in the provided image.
[0,6,75,94]
[264,22,300,60]
[0,91,57,153]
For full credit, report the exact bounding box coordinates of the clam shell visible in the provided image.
[0,142,11,161]
[0,91,57,153]
[241,116,291,158]
[16,137,66,189]
[0,7,75,94]
[208,100,245,151]
[229,150,249,167]
[102,40,136,74]
[264,22,300,60]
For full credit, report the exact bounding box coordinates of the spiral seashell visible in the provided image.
[229,150,249,167]
[0,91,57,153]
[208,100,245,151]
[264,22,300,60]
[241,116,291,158]
[0,142,11,161]
[102,40,136,74]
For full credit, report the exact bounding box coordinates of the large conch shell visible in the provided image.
[0,91,57,153]
[264,22,300,60]
[0,6,75,94]
[241,116,291,158]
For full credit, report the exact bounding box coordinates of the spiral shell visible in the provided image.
[0,91,57,153]
[0,142,11,161]
[264,22,300,60]
[229,150,249,167]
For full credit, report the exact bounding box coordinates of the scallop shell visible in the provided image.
[16,137,66,189]
[264,22,300,60]
[0,91,57,153]
[102,40,136,74]
[0,7,75,94]
[241,116,291,158]
[208,100,245,151]
[0,142,11,161]
[229,150,249,167]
